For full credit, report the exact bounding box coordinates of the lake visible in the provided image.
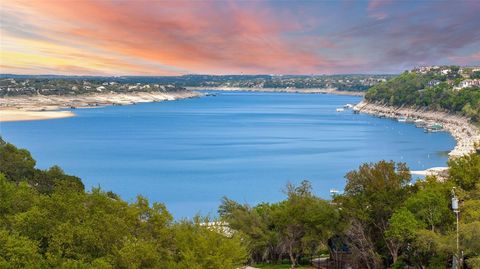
[0,91,456,218]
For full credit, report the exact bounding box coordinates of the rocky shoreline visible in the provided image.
[0,90,201,122]
[354,101,480,158]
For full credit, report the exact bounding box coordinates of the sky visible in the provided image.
[1,0,480,76]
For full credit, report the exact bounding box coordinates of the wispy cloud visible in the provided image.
[0,0,479,75]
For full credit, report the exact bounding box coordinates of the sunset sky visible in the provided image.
[1,0,479,76]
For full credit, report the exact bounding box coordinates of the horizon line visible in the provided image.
[0,72,402,78]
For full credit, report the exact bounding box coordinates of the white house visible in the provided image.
[454,79,480,90]
[441,69,451,75]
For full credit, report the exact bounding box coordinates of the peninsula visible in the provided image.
[355,65,480,157]
[0,78,200,122]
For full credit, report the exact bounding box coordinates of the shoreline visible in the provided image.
[0,110,76,122]
[186,86,365,96]
[0,90,201,122]
[354,101,480,158]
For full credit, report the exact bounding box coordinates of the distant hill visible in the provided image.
[365,66,480,122]
[0,77,185,97]
[1,74,396,92]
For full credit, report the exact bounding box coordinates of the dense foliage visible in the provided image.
[2,137,479,268]
[0,140,247,269]
[0,78,184,97]
[219,181,341,267]
[365,67,480,122]
[1,74,394,95]
[222,158,480,268]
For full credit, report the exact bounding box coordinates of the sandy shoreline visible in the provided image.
[0,91,201,122]
[0,110,76,122]
[186,86,365,96]
[355,101,480,158]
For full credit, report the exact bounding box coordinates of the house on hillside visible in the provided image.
[412,66,439,74]
[428,79,441,87]
[441,68,451,75]
[454,79,480,90]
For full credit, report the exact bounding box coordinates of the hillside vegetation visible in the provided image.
[221,158,480,268]
[0,74,394,94]
[0,139,247,269]
[0,78,184,97]
[1,138,479,268]
[365,66,480,122]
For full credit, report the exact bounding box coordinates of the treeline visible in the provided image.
[0,140,247,269]
[1,138,479,268]
[221,158,480,268]
[1,74,394,93]
[0,78,184,97]
[365,69,480,122]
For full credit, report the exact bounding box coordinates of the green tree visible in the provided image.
[449,153,480,191]
[461,221,480,268]
[116,240,162,269]
[405,178,454,232]
[219,199,280,263]
[339,161,412,266]
[409,229,447,269]
[0,143,36,183]
[274,181,340,268]
[0,229,43,269]
[220,181,339,268]
[170,217,248,269]
[384,208,422,263]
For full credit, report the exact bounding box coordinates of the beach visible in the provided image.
[0,110,76,122]
[186,86,365,96]
[0,91,201,122]
[355,101,480,158]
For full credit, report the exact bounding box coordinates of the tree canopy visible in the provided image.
[0,142,247,269]
[365,68,480,122]
[1,138,479,268]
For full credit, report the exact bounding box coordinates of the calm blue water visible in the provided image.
[0,92,456,218]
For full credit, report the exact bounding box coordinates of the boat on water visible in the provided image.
[424,123,444,133]
[397,116,407,122]
[336,108,345,112]
[425,128,442,133]
[343,104,354,109]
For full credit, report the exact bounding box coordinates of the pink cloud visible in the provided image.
[1,0,478,75]
[448,52,480,65]
[368,0,392,10]
[1,0,334,75]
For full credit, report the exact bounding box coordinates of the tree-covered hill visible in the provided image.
[365,66,480,122]
[0,73,395,95]
[0,78,185,97]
